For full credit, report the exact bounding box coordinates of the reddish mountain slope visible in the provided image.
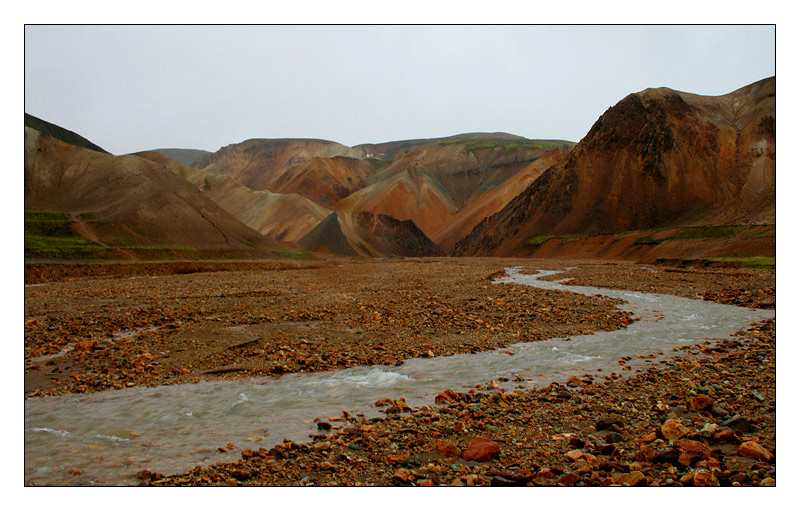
[336,139,574,240]
[299,211,444,257]
[430,147,569,252]
[194,138,365,192]
[135,151,330,243]
[268,156,385,208]
[25,127,287,255]
[455,77,775,256]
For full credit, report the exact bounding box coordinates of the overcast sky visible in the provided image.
[24,25,775,155]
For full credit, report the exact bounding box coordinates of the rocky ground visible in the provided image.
[23,257,777,486]
[146,320,776,487]
[24,258,635,397]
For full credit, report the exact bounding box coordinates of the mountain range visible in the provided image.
[24,76,775,264]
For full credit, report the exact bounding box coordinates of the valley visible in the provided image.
[23,75,777,487]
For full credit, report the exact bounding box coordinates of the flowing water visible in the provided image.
[24,267,774,486]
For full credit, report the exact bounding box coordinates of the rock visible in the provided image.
[721,415,753,433]
[230,469,251,481]
[713,428,741,444]
[491,475,521,486]
[710,405,730,417]
[418,479,435,487]
[392,468,416,484]
[692,469,719,486]
[535,467,557,480]
[699,423,719,438]
[565,449,585,461]
[317,422,332,430]
[241,448,254,459]
[595,415,623,430]
[665,405,689,419]
[634,445,660,463]
[434,440,460,459]
[595,429,624,443]
[617,471,646,486]
[74,340,98,352]
[565,375,582,387]
[661,419,690,441]
[461,436,500,462]
[674,439,713,466]
[687,395,714,411]
[738,441,773,462]
[558,471,580,486]
[313,441,331,451]
[759,477,776,486]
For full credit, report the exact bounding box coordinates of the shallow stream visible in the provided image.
[24,267,774,486]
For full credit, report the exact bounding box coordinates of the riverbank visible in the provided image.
[25,258,638,397]
[148,318,775,487]
[23,258,776,486]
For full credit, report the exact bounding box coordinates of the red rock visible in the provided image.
[661,419,690,441]
[692,470,720,487]
[435,440,460,458]
[738,441,773,462]
[535,468,557,480]
[461,437,500,462]
[435,389,460,403]
[559,472,580,486]
[74,340,97,352]
[687,395,714,411]
[393,469,416,483]
[565,449,585,461]
[617,471,647,486]
[674,439,713,466]
[241,448,254,459]
[418,479,435,487]
[634,445,659,463]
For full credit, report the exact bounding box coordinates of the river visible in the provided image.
[24,267,775,486]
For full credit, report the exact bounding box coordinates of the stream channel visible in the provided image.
[24,267,775,486]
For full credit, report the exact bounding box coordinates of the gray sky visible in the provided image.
[24,25,775,155]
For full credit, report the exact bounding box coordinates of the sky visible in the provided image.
[24,24,776,155]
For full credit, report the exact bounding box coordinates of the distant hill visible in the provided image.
[152,148,211,167]
[354,132,568,160]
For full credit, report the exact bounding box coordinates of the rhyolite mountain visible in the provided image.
[24,76,775,262]
[454,77,776,258]
[188,132,572,256]
[25,124,293,258]
[335,138,574,242]
[134,151,331,244]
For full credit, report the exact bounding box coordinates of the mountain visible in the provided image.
[335,138,574,241]
[134,151,331,243]
[193,138,366,191]
[354,132,531,160]
[25,113,109,154]
[454,77,776,257]
[430,147,570,253]
[298,211,444,257]
[268,156,386,208]
[152,148,211,167]
[25,123,293,259]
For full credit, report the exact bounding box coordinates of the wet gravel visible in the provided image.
[23,257,777,486]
